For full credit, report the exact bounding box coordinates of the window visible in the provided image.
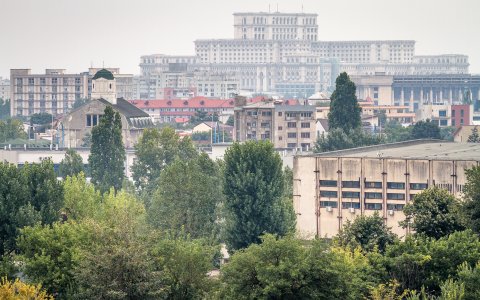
[452,120,456,126]
[261,111,272,116]
[261,122,270,128]
[410,183,428,190]
[440,120,448,126]
[300,132,310,138]
[365,181,382,188]
[342,202,360,209]
[387,182,405,189]
[365,192,383,199]
[320,191,338,198]
[451,110,456,117]
[320,180,337,187]
[278,126,283,130]
[387,204,404,211]
[387,193,405,200]
[342,181,360,188]
[287,132,297,138]
[86,114,101,127]
[320,201,337,208]
[301,122,310,128]
[278,112,282,116]
[439,110,447,117]
[287,143,297,148]
[365,203,382,210]
[342,191,360,198]
[461,109,464,117]
[287,122,296,128]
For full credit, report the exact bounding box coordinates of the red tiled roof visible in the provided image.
[174,117,189,123]
[129,96,234,109]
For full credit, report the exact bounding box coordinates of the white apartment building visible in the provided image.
[139,11,470,99]
[10,68,134,117]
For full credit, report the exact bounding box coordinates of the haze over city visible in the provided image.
[1,0,479,77]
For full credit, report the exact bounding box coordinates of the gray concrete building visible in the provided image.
[293,140,480,238]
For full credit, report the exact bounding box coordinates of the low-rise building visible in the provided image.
[293,140,480,238]
[234,97,316,150]
[0,77,10,100]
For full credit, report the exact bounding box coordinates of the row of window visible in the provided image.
[319,201,405,211]
[319,180,427,190]
[320,190,406,200]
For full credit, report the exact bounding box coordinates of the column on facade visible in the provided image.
[429,88,433,103]
[420,89,424,103]
[400,88,405,105]
[439,90,443,103]
[459,90,463,103]
[449,88,453,104]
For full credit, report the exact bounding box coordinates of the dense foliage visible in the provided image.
[328,72,361,132]
[0,118,27,142]
[59,148,84,178]
[88,106,125,194]
[223,141,295,250]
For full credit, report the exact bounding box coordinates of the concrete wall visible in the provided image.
[294,155,479,238]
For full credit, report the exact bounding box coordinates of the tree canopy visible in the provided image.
[468,126,480,143]
[88,106,125,194]
[59,149,84,179]
[401,187,465,239]
[410,119,441,139]
[328,72,361,132]
[223,141,295,250]
[0,118,27,142]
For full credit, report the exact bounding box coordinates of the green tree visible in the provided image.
[59,149,84,179]
[73,190,160,299]
[148,154,223,239]
[62,173,102,221]
[463,166,480,233]
[17,222,94,298]
[30,113,53,125]
[314,127,383,153]
[401,187,465,239]
[467,126,479,143]
[0,118,27,142]
[328,72,361,132]
[455,262,480,300]
[220,234,375,299]
[383,230,480,294]
[131,127,197,192]
[152,233,217,299]
[440,126,456,141]
[0,160,64,256]
[0,98,10,119]
[336,212,397,253]
[410,119,441,140]
[223,141,295,251]
[384,121,412,143]
[88,106,125,194]
[189,110,218,126]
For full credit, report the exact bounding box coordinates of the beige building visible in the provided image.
[293,141,480,238]
[10,68,134,117]
[234,97,316,150]
[57,69,153,148]
[453,125,478,142]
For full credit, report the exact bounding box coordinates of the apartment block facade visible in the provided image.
[10,68,134,117]
[293,141,480,238]
[234,97,316,150]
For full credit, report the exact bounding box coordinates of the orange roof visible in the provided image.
[129,96,234,109]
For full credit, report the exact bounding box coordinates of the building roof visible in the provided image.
[129,97,235,109]
[92,69,114,80]
[310,140,480,161]
[96,98,153,128]
[317,118,329,131]
[275,104,315,112]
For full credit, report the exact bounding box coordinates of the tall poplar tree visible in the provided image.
[223,141,295,251]
[88,106,125,194]
[328,72,361,132]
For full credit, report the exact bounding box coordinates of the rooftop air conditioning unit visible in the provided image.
[326,206,333,212]
[388,210,394,216]
[349,207,355,213]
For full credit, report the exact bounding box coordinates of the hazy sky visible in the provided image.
[1,0,479,78]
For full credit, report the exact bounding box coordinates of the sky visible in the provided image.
[1,0,479,78]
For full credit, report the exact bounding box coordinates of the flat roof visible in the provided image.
[310,140,480,161]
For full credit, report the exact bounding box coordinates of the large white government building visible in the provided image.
[139,11,469,99]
